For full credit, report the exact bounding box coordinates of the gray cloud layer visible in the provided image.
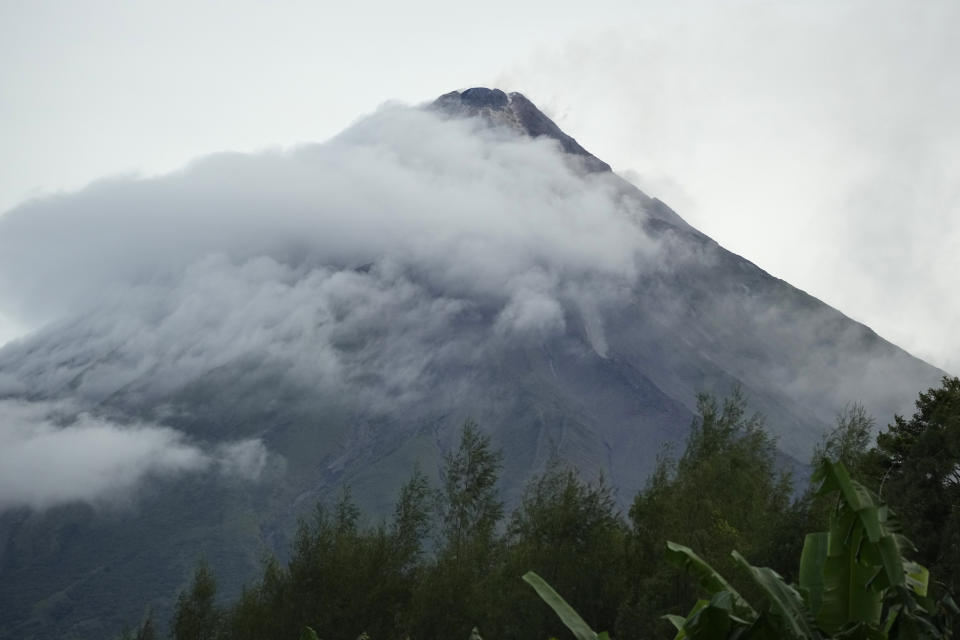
[0,107,648,326]
[0,106,659,509]
[0,99,941,511]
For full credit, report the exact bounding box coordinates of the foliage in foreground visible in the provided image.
[141,378,960,640]
[527,458,958,639]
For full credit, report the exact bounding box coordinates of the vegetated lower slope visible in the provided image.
[0,88,946,639]
[128,378,960,640]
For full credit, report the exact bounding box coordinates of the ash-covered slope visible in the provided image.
[0,88,945,639]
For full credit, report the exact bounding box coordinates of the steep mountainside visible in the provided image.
[0,88,945,638]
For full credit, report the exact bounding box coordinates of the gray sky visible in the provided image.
[1,0,957,373]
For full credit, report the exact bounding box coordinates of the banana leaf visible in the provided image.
[300,627,320,640]
[680,591,755,640]
[801,461,936,634]
[799,532,829,616]
[666,541,757,620]
[665,599,709,640]
[523,571,601,640]
[731,551,819,640]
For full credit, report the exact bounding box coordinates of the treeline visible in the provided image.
[124,378,960,640]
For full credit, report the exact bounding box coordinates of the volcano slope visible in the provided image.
[0,88,945,638]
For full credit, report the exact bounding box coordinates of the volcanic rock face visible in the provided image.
[433,88,612,173]
[0,88,945,639]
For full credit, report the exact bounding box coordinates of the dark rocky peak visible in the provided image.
[432,87,611,173]
[459,87,510,109]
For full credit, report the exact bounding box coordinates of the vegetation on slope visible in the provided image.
[121,378,959,639]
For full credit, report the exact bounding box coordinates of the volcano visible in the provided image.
[0,88,944,638]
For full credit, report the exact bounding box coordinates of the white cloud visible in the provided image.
[0,399,268,511]
[0,107,648,327]
[0,106,658,414]
[0,105,660,510]
[0,93,945,510]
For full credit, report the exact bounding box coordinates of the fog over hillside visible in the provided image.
[0,103,661,510]
[0,96,943,515]
[0,89,947,639]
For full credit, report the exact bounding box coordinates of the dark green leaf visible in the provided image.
[523,571,599,640]
[666,542,757,620]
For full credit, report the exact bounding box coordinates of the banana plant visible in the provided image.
[797,460,946,639]
[663,460,943,639]
[522,571,611,640]
[525,460,952,640]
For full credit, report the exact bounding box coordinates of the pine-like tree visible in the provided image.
[171,562,220,640]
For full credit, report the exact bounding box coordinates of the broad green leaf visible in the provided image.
[876,535,906,589]
[812,459,839,494]
[523,571,599,640]
[857,507,883,543]
[666,542,757,619]
[799,532,829,616]
[731,551,819,640]
[664,614,688,632]
[810,460,926,633]
[300,627,320,640]
[818,526,883,633]
[882,604,901,635]
[666,600,709,640]
[815,461,873,512]
[680,591,756,640]
[902,561,929,597]
[828,510,858,555]
[683,600,733,640]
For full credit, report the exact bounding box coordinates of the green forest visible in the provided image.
[121,378,960,640]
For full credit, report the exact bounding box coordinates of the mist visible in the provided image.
[495,0,960,373]
[0,398,267,511]
[0,104,660,509]
[0,106,649,324]
[0,98,943,513]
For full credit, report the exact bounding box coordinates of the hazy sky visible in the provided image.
[1,0,957,373]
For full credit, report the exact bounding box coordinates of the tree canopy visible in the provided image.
[154,381,960,640]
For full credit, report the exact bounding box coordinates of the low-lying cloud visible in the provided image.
[0,106,648,326]
[0,105,659,510]
[0,106,656,406]
[0,100,942,511]
[0,399,267,511]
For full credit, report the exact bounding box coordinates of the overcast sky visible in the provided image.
[1,0,957,373]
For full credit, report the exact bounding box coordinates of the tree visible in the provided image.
[438,419,504,563]
[172,562,220,640]
[391,464,433,570]
[223,477,433,640]
[618,388,793,638]
[281,488,416,640]
[387,466,434,638]
[410,419,505,640]
[864,376,960,633]
[812,402,874,474]
[494,464,627,639]
[769,403,880,586]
